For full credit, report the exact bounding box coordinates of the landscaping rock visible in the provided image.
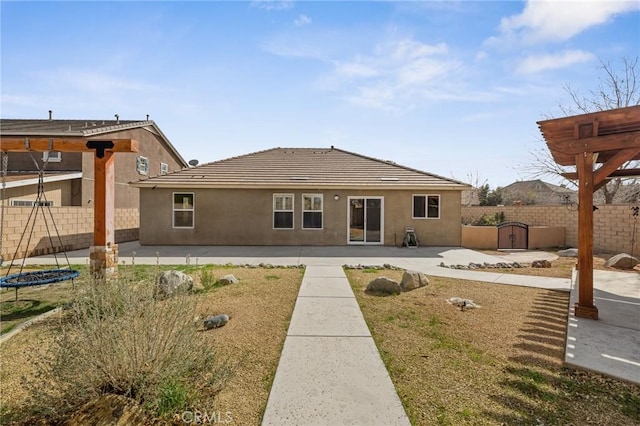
[155,270,193,299]
[400,270,429,292]
[532,259,552,268]
[217,274,239,285]
[605,253,639,270]
[204,314,230,330]
[559,248,578,257]
[366,277,401,295]
[447,297,480,310]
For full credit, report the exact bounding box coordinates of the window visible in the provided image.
[413,194,440,219]
[273,194,294,229]
[160,162,168,175]
[302,194,323,229]
[137,156,149,175]
[10,199,54,207]
[42,151,62,162]
[173,193,194,228]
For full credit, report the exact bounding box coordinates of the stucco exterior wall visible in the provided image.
[7,152,82,172]
[139,188,462,246]
[528,226,565,249]
[4,179,74,206]
[81,127,185,208]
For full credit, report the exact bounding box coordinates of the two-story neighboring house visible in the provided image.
[0,116,188,208]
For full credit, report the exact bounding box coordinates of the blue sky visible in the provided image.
[2,1,639,187]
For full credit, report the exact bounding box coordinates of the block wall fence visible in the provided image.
[462,205,640,254]
[0,207,139,261]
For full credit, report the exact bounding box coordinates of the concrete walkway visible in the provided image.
[262,265,410,425]
[565,269,640,385]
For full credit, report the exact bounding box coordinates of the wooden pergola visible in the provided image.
[1,137,138,274]
[538,105,640,319]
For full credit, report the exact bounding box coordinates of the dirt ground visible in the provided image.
[0,266,303,425]
[474,250,639,278]
[347,269,640,425]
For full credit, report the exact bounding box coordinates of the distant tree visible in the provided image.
[478,184,503,206]
[523,56,639,203]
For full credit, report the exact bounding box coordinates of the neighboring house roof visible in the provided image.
[500,179,576,204]
[501,179,575,195]
[132,147,470,190]
[0,118,188,167]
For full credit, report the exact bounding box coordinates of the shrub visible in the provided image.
[23,274,228,420]
[471,212,506,226]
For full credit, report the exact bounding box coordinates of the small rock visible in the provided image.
[447,297,480,310]
[204,314,230,330]
[531,259,552,268]
[217,274,239,285]
[400,270,430,292]
[559,248,578,257]
[605,253,640,270]
[366,277,401,295]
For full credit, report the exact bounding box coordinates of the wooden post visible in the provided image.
[93,151,115,246]
[575,152,598,319]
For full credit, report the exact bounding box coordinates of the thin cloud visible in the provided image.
[516,50,596,74]
[294,14,311,27]
[251,0,294,11]
[493,0,639,45]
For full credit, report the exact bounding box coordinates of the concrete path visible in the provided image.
[262,265,410,426]
[565,269,640,385]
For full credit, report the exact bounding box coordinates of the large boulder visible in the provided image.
[366,277,401,295]
[400,270,430,292]
[558,248,578,257]
[605,253,640,270]
[155,270,194,299]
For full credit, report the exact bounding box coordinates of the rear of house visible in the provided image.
[132,147,469,246]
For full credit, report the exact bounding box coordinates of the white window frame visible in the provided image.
[302,194,323,230]
[137,156,150,175]
[413,194,440,219]
[10,199,54,207]
[160,162,169,175]
[172,192,195,229]
[273,193,294,230]
[42,151,62,162]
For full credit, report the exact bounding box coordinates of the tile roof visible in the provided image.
[0,118,188,167]
[132,147,469,190]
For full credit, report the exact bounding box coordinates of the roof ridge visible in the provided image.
[195,147,283,167]
[332,147,467,186]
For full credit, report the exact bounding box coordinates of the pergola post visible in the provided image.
[575,152,598,319]
[89,150,118,277]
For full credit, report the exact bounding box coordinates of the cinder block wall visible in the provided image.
[461,205,639,254]
[1,207,139,260]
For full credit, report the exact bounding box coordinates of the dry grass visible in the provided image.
[347,269,640,426]
[0,265,303,425]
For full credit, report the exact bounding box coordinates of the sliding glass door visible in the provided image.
[348,197,383,244]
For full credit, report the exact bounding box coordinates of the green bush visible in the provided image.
[470,212,506,226]
[23,274,228,420]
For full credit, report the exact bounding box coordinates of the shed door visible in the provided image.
[498,222,528,250]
